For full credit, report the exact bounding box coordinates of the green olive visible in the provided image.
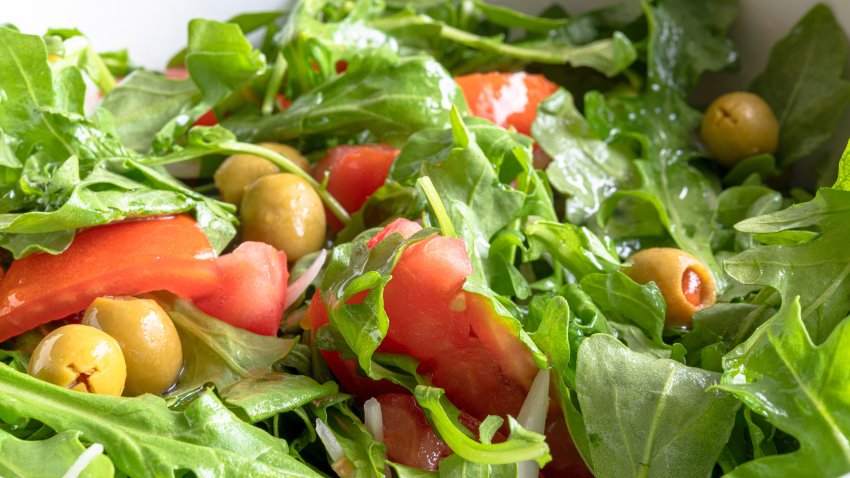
[623,248,717,329]
[700,92,779,167]
[82,296,183,396]
[240,173,326,261]
[214,142,310,206]
[28,324,126,396]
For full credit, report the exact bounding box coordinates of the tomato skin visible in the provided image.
[312,145,398,230]
[193,242,288,336]
[0,215,217,342]
[366,218,421,249]
[455,72,558,135]
[311,220,591,475]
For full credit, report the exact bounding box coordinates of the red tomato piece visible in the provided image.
[312,145,398,230]
[0,215,217,342]
[455,72,558,135]
[310,220,591,476]
[366,218,421,249]
[193,242,289,336]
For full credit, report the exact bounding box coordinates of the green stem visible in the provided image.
[149,141,351,226]
[417,176,456,238]
[262,52,288,116]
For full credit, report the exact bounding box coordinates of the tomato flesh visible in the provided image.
[194,242,289,336]
[682,268,702,306]
[312,145,398,230]
[0,215,217,342]
[455,72,558,135]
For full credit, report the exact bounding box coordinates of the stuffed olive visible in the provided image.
[240,173,326,261]
[700,91,779,167]
[28,324,127,396]
[214,142,310,206]
[624,248,717,329]
[82,296,183,396]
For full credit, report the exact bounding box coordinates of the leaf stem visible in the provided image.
[262,52,288,116]
[417,176,456,238]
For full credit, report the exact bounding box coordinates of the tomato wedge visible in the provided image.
[312,145,398,230]
[455,72,558,135]
[194,242,288,336]
[310,219,590,476]
[0,215,217,342]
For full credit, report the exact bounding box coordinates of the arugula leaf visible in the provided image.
[580,272,665,344]
[313,401,388,478]
[414,385,551,467]
[713,184,783,252]
[0,428,114,478]
[225,55,465,148]
[101,71,201,153]
[153,294,296,395]
[221,371,339,423]
[533,89,635,224]
[525,220,621,280]
[750,4,850,167]
[0,364,319,477]
[47,33,117,95]
[575,334,740,478]
[437,454,517,477]
[718,298,850,476]
[152,19,266,152]
[724,188,850,342]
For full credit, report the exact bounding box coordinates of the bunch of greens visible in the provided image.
[1,0,850,477]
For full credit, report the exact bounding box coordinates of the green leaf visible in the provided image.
[533,89,635,224]
[0,365,318,477]
[579,272,665,343]
[101,70,201,153]
[0,428,114,478]
[0,28,54,137]
[718,297,850,476]
[645,0,738,95]
[575,334,740,478]
[751,4,850,167]
[714,184,783,252]
[834,141,850,191]
[153,294,296,395]
[226,55,466,147]
[437,454,517,477]
[725,188,850,342]
[414,385,551,467]
[221,371,339,423]
[526,220,621,280]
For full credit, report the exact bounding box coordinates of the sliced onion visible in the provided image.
[63,443,104,478]
[316,418,345,463]
[516,369,551,478]
[285,249,328,309]
[364,397,384,441]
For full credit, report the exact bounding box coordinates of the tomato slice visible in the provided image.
[0,215,217,342]
[193,242,288,336]
[312,145,398,230]
[366,218,421,249]
[455,72,558,135]
[310,220,591,476]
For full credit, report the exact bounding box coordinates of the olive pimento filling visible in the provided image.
[681,267,703,307]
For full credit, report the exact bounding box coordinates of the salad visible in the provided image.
[1,0,850,477]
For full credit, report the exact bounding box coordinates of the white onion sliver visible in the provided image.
[516,369,551,478]
[63,443,104,478]
[363,397,384,441]
[315,418,345,463]
[285,249,328,309]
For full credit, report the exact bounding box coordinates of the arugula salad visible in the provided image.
[1,0,850,476]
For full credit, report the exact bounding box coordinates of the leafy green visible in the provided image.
[532,89,635,224]
[221,371,339,423]
[724,188,850,342]
[0,428,114,478]
[0,364,318,477]
[153,294,296,395]
[101,71,201,152]
[579,272,665,344]
[526,220,621,280]
[750,4,850,167]
[414,385,551,467]
[718,298,850,476]
[575,334,740,478]
[225,55,465,148]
